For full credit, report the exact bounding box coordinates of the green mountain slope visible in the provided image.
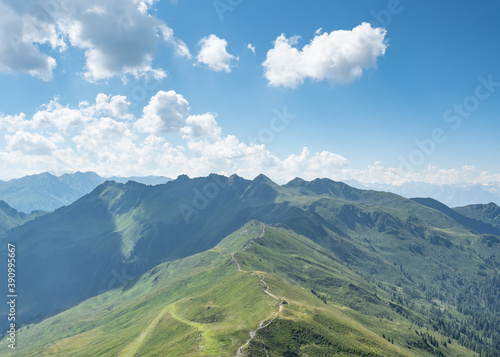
[0,200,44,234]
[2,174,500,355]
[0,221,476,357]
[0,175,275,324]
[454,202,500,230]
[411,197,500,235]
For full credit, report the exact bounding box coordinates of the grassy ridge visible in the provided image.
[0,221,478,356]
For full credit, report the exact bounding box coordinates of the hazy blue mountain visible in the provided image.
[0,172,171,212]
[0,172,104,213]
[108,175,171,186]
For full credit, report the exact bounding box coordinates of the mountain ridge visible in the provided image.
[411,197,500,235]
[1,174,500,355]
[0,200,45,234]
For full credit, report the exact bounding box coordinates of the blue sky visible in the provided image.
[0,0,499,185]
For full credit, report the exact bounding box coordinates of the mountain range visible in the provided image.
[1,174,499,356]
[2,171,498,214]
[0,172,171,213]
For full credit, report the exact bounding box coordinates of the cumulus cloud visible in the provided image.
[0,89,353,181]
[263,22,388,88]
[0,2,58,81]
[0,114,29,133]
[88,94,133,121]
[197,35,238,72]
[281,148,350,178]
[0,0,190,81]
[135,90,190,134]
[72,117,137,164]
[180,114,222,140]
[32,99,86,131]
[6,131,58,155]
[0,99,86,133]
[60,0,183,81]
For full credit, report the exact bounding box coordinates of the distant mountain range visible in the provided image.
[347,180,500,207]
[1,174,499,356]
[0,172,171,213]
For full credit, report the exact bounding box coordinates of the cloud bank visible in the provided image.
[1,90,499,186]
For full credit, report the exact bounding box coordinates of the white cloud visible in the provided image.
[137,1,150,15]
[89,94,133,121]
[0,114,29,133]
[32,99,86,131]
[6,131,58,155]
[0,0,190,82]
[0,2,57,81]
[72,117,137,164]
[135,90,190,134]
[1,90,499,187]
[279,148,350,181]
[348,163,500,187]
[197,35,238,72]
[247,43,256,55]
[61,1,169,82]
[263,22,388,88]
[159,24,191,60]
[0,99,86,133]
[181,114,222,140]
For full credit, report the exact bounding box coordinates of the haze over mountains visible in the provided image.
[1,174,500,356]
[351,181,500,208]
[0,172,171,213]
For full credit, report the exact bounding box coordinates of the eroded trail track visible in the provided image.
[233,224,283,356]
[236,275,282,356]
[119,306,169,357]
[231,252,241,271]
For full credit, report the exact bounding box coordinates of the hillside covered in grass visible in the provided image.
[0,221,478,356]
